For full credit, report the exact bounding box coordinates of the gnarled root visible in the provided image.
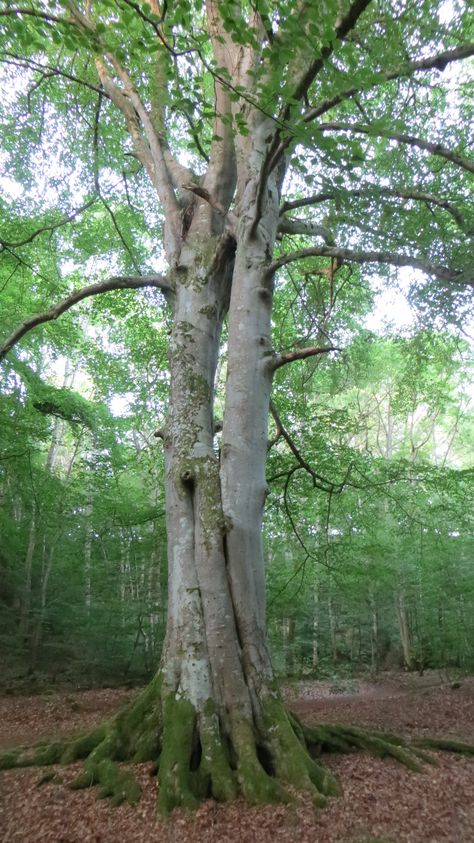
[1,677,473,814]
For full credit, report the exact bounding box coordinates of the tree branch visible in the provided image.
[251,0,372,234]
[0,275,174,362]
[270,246,472,285]
[65,0,185,262]
[277,217,335,243]
[269,401,342,493]
[0,7,73,24]
[0,196,99,251]
[285,0,373,114]
[280,187,469,231]
[272,345,341,371]
[183,182,237,232]
[300,44,474,126]
[315,122,474,174]
[100,51,183,258]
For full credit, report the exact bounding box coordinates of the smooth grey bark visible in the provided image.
[220,114,282,692]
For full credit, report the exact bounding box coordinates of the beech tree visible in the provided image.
[1,0,473,812]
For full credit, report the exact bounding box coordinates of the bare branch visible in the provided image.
[0,275,174,362]
[177,109,210,163]
[200,1,238,215]
[316,122,474,174]
[267,415,283,451]
[90,94,142,271]
[270,246,472,285]
[280,194,333,212]
[272,345,341,371]
[287,0,373,112]
[64,0,185,261]
[101,52,183,255]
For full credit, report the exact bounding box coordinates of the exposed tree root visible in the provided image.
[1,679,473,814]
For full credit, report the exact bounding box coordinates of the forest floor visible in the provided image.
[0,670,473,843]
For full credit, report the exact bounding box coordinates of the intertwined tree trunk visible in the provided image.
[154,104,312,809]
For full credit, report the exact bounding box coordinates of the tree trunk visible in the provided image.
[396,589,413,670]
[83,497,93,612]
[20,499,36,638]
[53,136,346,811]
[369,588,379,674]
[328,595,339,664]
[312,581,319,672]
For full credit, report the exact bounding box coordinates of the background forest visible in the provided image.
[1,260,472,688]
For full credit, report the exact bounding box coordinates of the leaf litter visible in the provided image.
[0,671,473,842]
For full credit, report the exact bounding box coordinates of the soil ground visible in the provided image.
[0,670,473,842]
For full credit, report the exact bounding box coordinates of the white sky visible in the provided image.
[365,271,416,333]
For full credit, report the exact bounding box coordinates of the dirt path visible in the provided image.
[0,672,473,842]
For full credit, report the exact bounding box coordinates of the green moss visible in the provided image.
[36,771,63,787]
[95,759,141,806]
[414,737,474,755]
[116,673,163,760]
[88,728,121,764]
[232,717,286,805]
[32,742,64,766]
[61,726,106,764]
[262,696,341,799]
[69,758,141,806]
[0,751,20,770]
[336,726,423,772]
[175,320,196,343]
[199,700,237,802]
[3,666,473,818]
[199,304,218,319]
[194,455,226,546]
[69,767,97,790]
[132,728,161,763]
[303,724,354,755]
[32,385,98,429]
[157,694,200,814]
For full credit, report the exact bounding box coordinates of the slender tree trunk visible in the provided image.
[20,499,36,637]
[30,541,56,668]
[396,589,413,670]
[369,588,379,674]
[284,616,296,677]
[83,497,93,612]
[328,595,339,664]
[312,581,319,672]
